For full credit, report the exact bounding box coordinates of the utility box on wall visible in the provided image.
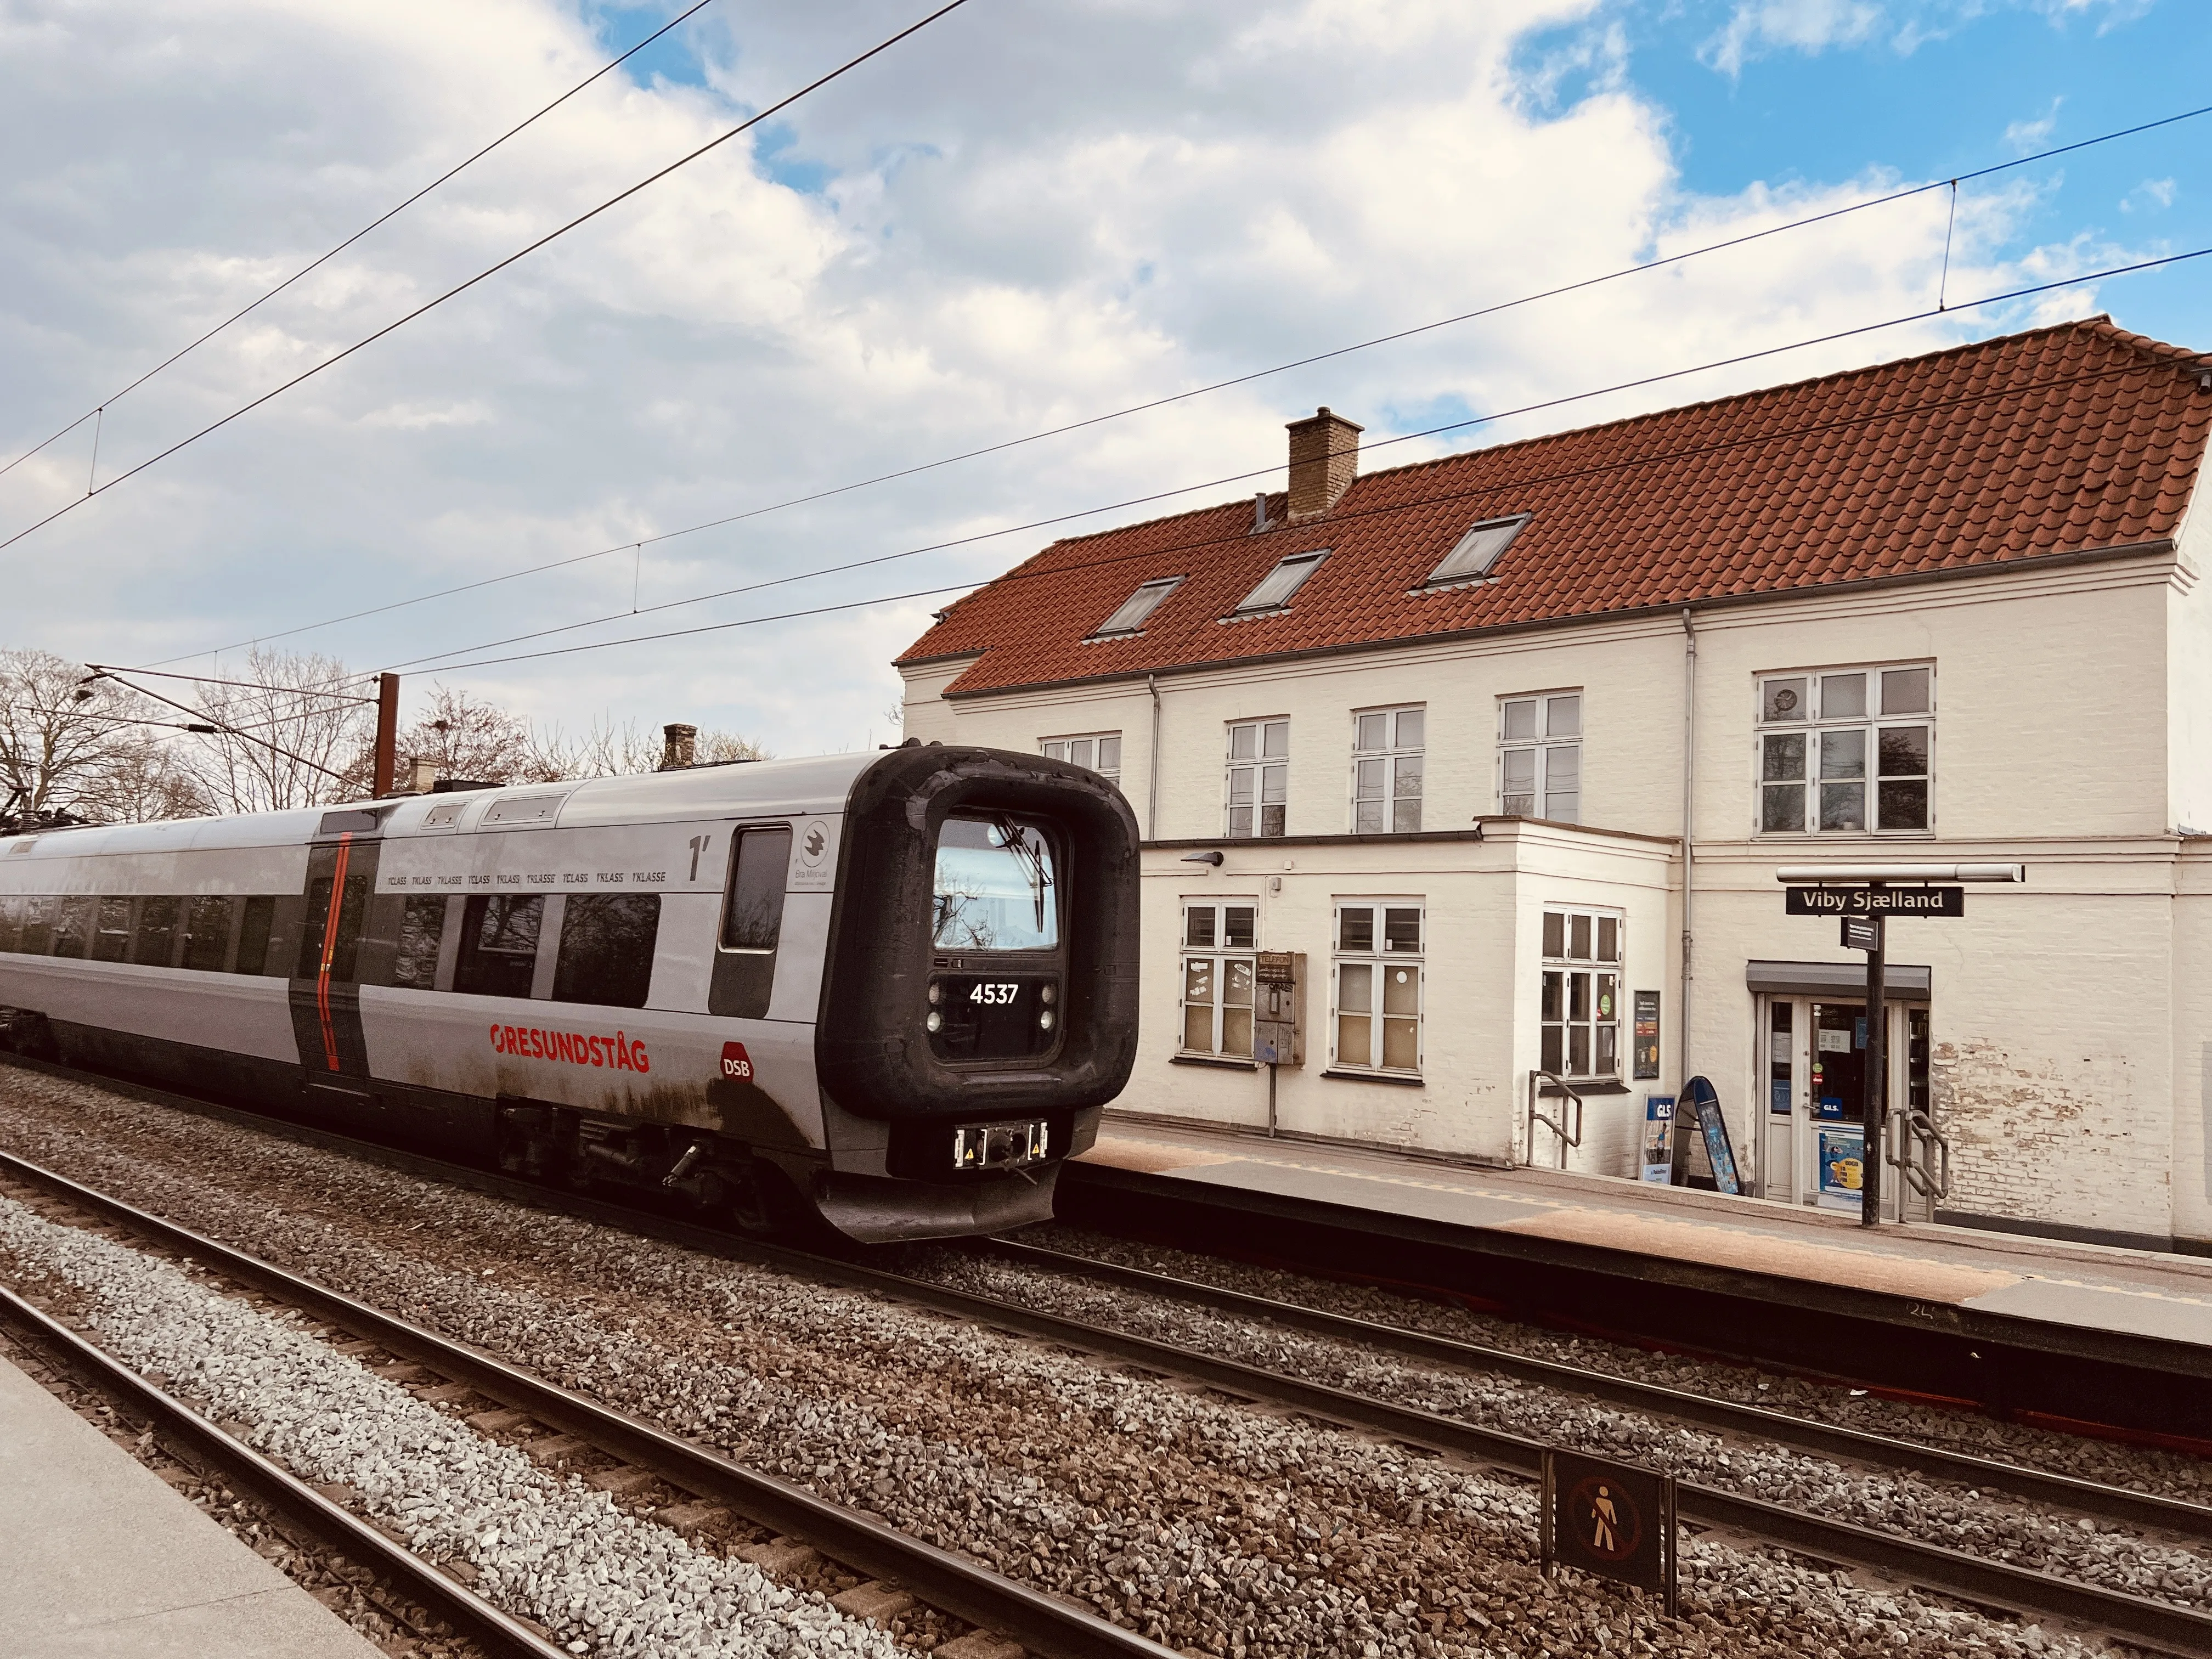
[1254,951,1306,1066]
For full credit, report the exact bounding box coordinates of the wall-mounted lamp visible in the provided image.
[1180,849,1224,866]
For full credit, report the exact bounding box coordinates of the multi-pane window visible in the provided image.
[1226,719,1288,838]
[1042,733,1121,785]
[1353,708,1424,833]
[1499,693,1581,822]
[1332,902,1423,1074]
[1541,909,1621,1081]
[1180,901,1257,1057]
[1758,665,1932,834]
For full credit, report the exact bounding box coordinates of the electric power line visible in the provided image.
[0,0,975,559]
[138,98,2212,674]
[92,672,356,782]
[0,0,727,487]
[375,246,2212,680]
[81,663,380,701]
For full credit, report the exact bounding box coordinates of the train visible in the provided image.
[0,743,1141,1243]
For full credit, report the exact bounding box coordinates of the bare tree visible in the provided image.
[72,730,215,823]
[697,728,772,764]
[0,648,183,825]
[184,647,374,815]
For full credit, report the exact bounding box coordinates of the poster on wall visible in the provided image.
[1683,1076,1741,1196]
[1817,1127,1866,1211]
[1632,991,1661,1080]
[1640,1095,1676,1182]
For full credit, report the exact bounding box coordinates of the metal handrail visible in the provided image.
[1889,1108,1952,1200]
[1525,1069,1584,1169]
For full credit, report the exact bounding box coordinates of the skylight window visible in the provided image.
[1088,575,1184,639]
[1230,550,1327,616]
[1422,515,1530,588]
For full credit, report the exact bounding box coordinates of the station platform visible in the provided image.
[1062,1116,2212,1434]
[0,1348,380,1657]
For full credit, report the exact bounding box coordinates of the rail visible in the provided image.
[8,1058,2212,1656]
[0,1149,1172,1659]
[1525,1068,1583,1169]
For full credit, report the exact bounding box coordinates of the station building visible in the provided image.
[895,317,2212,1255]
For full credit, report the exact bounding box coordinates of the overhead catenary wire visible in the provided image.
[89,672,356,783]
[0,0,729,487]
[137,98,2212,674]
[0,0,976,560]
[374,247,2212,680]
[80,663,382,702]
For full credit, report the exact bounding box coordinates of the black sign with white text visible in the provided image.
[1841,915,1881,950]
[1785,885,1964,918]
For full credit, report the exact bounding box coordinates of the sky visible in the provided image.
[0,0,2205,759]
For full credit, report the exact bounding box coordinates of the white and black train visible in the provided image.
[0,744,1141,1242]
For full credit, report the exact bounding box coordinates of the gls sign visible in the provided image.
[1784,885,1965,918]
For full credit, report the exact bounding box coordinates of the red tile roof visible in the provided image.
[898,318,2212,697]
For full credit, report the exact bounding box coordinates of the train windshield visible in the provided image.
[933,815,1058,951]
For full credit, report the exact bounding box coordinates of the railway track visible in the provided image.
[0,1149,1172,1659]
[4,1053,2210,1656]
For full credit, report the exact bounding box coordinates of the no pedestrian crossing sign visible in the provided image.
[1541,1449,1677,1616]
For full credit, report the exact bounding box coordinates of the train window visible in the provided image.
[721,830,791,952]
[234,897,276,976]
[554,895,660,1009]
[51,896,94,958]
[92,898,132,962]
[933,816,1058,951]
[453,894,543,998]
[0,895,21,952]
[182,896,235,972]
[134,896,181,966]
[392,896,448,990]
[12,896,55,955]
[711,829,791,1020]
[295,874,373,981]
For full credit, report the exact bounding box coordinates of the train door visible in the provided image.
[288,833,381,1084]
[1757,996,1934,1221]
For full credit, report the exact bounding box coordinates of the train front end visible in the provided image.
[810,743,1140,1242]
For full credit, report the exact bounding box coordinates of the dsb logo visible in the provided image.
[719,1042,753,1082]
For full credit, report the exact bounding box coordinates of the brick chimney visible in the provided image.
[1286,407,1362,521]
[659,723,697,771]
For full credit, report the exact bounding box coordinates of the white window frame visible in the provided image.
[1042,732,1121,785]
[1179,901,1258,1058]
[1225,719,1289,838]
[1351,706,1425,834]
[1755,662,1934,837]
[1330,900,1424,1076]
[1539,907,1623,1083]
[1498,692,1582,822]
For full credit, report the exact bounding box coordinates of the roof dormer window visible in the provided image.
[1087,575,1184,640]
[1421,514,1530,589]
[1229,550,1327,617]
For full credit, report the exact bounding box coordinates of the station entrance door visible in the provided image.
[1756,996,1934,1221]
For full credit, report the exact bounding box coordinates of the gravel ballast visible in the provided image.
[894,1240,2212,1612]
[0,1065,2160,1658]
[0,1193,900,1659]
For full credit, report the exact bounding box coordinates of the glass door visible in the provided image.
[1758,997,1933,1218]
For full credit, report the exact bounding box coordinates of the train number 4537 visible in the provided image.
[969,983,1020,1005]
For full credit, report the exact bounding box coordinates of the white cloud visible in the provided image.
[1701,0,1883,76]
[2121,177,2177,213]
[2004,98,2063,153]
[0,0,2129,758]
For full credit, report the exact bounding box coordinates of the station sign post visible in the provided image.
[1776,864,2024,1227]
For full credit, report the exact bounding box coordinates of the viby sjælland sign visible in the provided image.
[1785,885,1963,917]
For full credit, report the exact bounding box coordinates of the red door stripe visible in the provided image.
[315,834,351,1072]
